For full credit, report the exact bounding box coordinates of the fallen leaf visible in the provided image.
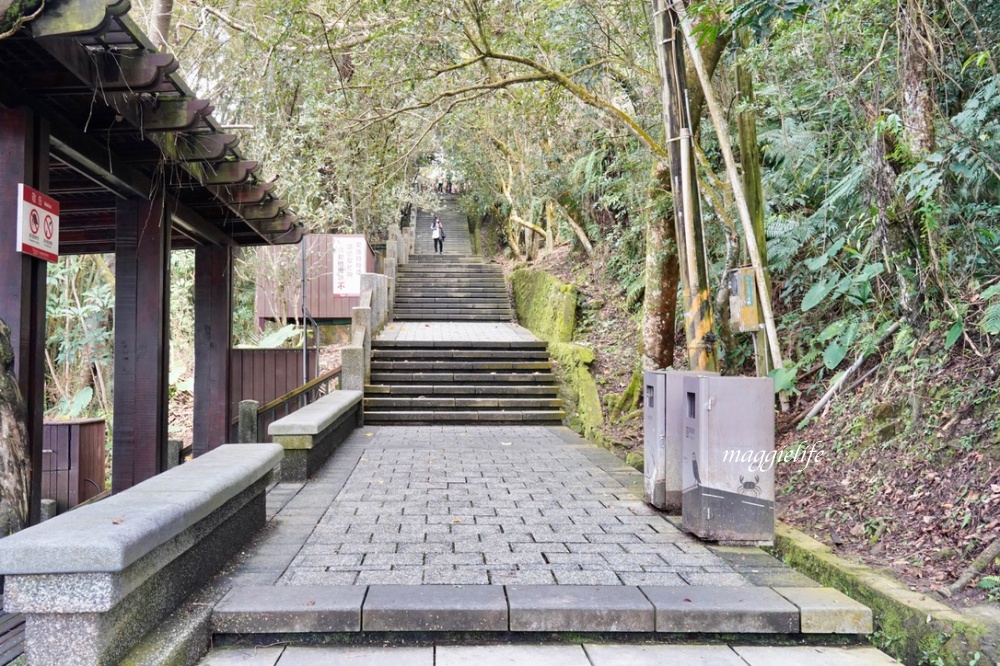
[112,517,124,524]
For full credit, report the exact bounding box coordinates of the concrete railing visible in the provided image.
[341,220,408,392]
[0,443,283,665]
[267,390,364,481]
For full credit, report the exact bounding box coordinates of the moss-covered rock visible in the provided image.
[509,267,605,438]
[548,341,603,438]
[771,523,1000,666]
[510,268,577,343]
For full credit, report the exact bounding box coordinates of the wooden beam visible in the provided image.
[193,244,232,456]
[238,198,287,220]
[113,195,170,492]
[29,41,177,94]
[159,132,238,162]
[0,108,49,526]
[123,97,213,132]
[256,212,298,234]
[207,180,275,205]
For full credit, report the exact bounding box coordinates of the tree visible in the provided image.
[0,318,30,534]
[0,0,43,39]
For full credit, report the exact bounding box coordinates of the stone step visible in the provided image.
[392,309,512,317]
[364,397,565,409]
[364,384,559,396]
[393,309,511,316]
[395,284,508,290]
[369,372,556,384]
[370,361,552,371]
[393,301,510,309]
[394,290,509,297]
[364,410,567,423]
[211,584,873,636]
[372,350,550,360]
[409,255,482,262]
[393,313,512,321]
[396,276,506,284]
[400,263,498,269]
[373,340,548,350]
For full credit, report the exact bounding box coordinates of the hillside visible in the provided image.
[512,246,1000,608]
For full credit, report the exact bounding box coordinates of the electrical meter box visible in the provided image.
[726,267,761,333]
[681,375,775,544]
[643,370,717,511]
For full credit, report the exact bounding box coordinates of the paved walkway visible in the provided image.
[224,424,816,588]
[202,644,899,665]
[195,242,897,664]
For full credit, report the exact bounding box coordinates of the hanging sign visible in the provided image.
[16,184,60,262]
[332,234,368,296]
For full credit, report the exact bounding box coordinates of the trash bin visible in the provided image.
[643,370,717,511]
[681,375,775,544]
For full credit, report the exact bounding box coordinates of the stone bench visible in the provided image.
[0,443,283,666]
[268,390,364,482]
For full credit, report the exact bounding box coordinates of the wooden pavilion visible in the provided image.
[0,0,303,525]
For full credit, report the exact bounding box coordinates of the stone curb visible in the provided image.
[770,522,1000,666]
[211,583,872,637]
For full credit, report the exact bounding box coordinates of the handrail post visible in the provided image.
[239,399,260,443]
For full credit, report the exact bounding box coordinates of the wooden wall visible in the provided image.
[41,419,106,513]
[255,234,376,322]
[228,348,318,435]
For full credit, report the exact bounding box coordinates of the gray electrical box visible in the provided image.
[643,370,717,511]
[681,375,775,544]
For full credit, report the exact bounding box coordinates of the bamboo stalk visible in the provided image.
[673,2,785,374]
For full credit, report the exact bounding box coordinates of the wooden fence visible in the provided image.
[41,418,106,513]
[254,234,376,323]
[229,348,318,439]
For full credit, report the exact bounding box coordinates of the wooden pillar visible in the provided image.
[0,108,49,526]
[193,243,232,456]
[113,196,171,492]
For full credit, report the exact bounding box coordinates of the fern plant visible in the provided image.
[978,575,1000,602]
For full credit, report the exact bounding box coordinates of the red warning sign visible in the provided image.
[16,184,59,262]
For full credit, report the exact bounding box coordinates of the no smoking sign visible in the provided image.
[16,184,59,262]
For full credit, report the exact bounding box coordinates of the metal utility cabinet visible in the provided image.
[643,370,717,511]
[681,375,775,544]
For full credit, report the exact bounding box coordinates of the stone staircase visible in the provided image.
[393,257,512,322]
[396,202,511,322]
[364,199,566,425]
[364,339,566,424]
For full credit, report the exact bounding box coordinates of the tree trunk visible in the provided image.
[0,318,30,535]
[641,164,680,370]
[736,30,773,377]
[147,0,174,52]
[899,0,936,154]
[651,0,718,372]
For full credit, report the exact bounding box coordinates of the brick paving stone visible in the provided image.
[249,425,811,592]
[681,572,752,587]
[617,572,687,586]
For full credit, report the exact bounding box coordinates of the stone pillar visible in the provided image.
[341,346,364,390]
[385,258,397,321]
[238,400,259,443]
[360,274,386,333]
[351,305,372,384]
[39,499,57,522]
[0,108,49,525]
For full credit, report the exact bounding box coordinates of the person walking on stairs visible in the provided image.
[431,217,445,254]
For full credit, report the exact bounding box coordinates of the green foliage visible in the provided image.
[978,575,1000,602]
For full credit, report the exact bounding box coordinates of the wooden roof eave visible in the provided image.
[23,7,302,247]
